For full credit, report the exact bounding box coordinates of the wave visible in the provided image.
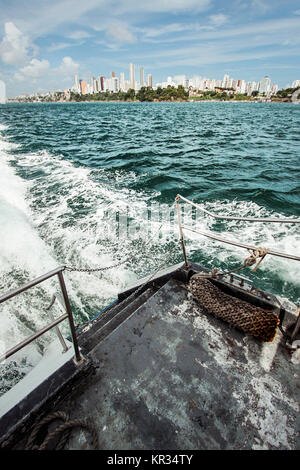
[0,104,299,395]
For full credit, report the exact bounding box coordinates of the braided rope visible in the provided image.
[189,276,280,342]
[25,411,98,450]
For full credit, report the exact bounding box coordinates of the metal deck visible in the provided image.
[58,277,299,450]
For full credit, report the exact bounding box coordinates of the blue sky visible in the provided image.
[0,0,300,97]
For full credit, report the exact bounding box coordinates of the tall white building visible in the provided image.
[120,72,125,91]
[139,67,144,87]
[147,74,153,88]
[130,63,135,89]
[259,76,271,95]
[74,75,80,94]
[0,80,6,104]
[246,81,258,96]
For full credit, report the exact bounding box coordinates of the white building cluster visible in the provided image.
[73,64,286,97]
[156,74,279,96]
[74,63,153,95]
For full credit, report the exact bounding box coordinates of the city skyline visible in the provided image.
[0,1,300,97]
[73,66,284,97]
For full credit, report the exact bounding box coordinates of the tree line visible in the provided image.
[70,85,189,102]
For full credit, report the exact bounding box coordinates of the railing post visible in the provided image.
[57,271,83,364]
[176,195,188,268]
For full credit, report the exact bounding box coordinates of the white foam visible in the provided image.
[0,123,299,395]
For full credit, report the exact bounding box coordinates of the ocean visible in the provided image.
[0,101,299,394]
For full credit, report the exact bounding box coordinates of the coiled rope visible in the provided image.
[24,411,98,450]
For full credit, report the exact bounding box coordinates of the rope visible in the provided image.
[24,411,98,450]
[191,246,270,280]
[189,276,280,342]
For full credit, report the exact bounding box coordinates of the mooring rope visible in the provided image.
[24,411,98,450]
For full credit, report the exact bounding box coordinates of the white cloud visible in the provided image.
[55,56,79,77]
[209,14,229,27]
[48,42,73,52]
[294,9,300,16]
[0,22,32,66]
[105,22,136,43]
[116,0,211,14]
[67,30,92,40]
[14,58,50,81]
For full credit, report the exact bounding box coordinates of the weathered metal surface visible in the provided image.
[58,278,299,450]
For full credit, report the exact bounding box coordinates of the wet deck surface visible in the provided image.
[59,278,299,450]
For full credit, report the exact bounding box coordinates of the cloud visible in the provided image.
[48,42,73,52]
[115,0,211,14]
[209,14,229,27]
[55,56,79,77]
[0,22,33,66]
[105,22,136,43]
[294,9,300,16]
[67,30,92,40]
[14,58,50,81]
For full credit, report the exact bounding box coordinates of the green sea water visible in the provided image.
[0,101,299,393]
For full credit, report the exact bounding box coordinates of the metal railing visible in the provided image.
[175,194,300,341]
[175,194,300,266]
[0,195,299,365]
[0,266,82,364]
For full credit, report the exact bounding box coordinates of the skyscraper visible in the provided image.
[0,80,6,104]
[259,76,271,95]
[100,76,105,91]
[74,74,80,94]
[139,67,144,87]
[120,72,125,91]
[130,63,135,90]
[147,74,153,88]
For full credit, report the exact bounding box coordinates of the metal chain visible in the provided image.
[64,202,177,274]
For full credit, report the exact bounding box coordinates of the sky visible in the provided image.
[0,0,300,97]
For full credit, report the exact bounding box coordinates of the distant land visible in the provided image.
[8,85,300,104]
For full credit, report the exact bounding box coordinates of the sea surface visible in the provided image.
[0,101,299,394]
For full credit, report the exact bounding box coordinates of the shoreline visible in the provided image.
[5,99,294,104]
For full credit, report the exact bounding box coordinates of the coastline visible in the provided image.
[5,98,293,104]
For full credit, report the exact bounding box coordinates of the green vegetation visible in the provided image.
[275,87,299,99]
[69,85,189,102]
[190,90,251,101]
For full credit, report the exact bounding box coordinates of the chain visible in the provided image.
[64,202,176,274]
[64,255,131,273]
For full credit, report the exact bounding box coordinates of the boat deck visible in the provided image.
[57,277,299,450]
[2,265,299,450]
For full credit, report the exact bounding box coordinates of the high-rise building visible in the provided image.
[120,72,125,91]
[139,67,144,87]
[92,77,98,93]
[292,80,300,88]
[130,63,135,89]
[147,74,153,88]
[74,74,80,94]
[100,76,105,91]
[259,76,271,95]
[80,80,87,95]
[222,74,230,88]
[0,80,6,104]
[111,71,115,78]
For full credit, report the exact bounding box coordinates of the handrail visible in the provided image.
[0,266,82,364]
[182,225,300,262]
[176,194,300,224]
[175,194,300,266]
